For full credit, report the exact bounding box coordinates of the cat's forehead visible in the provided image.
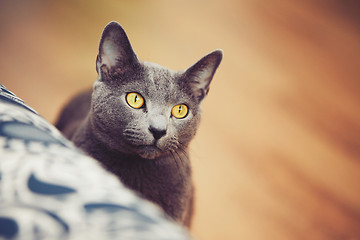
[138,62,185,102]
[142,61,176,86]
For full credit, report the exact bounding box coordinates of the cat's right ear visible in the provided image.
[182,49,223,102]
[96,22,139,79]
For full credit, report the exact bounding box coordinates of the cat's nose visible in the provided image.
[149,127,167,140]
[149,116,167,140]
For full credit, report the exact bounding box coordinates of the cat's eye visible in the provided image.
[126,92,144,109]
[172,104,188,119]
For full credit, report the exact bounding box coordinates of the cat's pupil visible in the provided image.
[134,95,138,102]
[178,106,182,113]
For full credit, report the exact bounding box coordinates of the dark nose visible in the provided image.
[149,115,167,140]
[149,126,167,140]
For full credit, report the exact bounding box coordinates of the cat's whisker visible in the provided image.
[170,151,181,171]
[167,137,180,152]
[175,149,188,170]
[171,151,186,184]
[178,148,190,163]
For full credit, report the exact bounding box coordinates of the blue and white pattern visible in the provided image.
[0,84,191,239]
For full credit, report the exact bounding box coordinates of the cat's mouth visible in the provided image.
[131,138,178,160]
[123,131,179,159]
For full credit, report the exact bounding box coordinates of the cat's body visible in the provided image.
[55,22,222,227]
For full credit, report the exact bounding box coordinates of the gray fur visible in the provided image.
[55,21,223,227]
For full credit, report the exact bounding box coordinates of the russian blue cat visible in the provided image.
[56,21,223,227]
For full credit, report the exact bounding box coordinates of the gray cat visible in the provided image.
[55,21,223,227]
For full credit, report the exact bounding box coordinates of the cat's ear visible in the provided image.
[96,21,139,79]
[183,49,223,102]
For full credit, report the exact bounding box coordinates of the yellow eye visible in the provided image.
[126,92,144,109]
[172,104,188,119]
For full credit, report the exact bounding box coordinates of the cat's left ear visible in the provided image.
[96,21,139,79]
[183,49,223,102]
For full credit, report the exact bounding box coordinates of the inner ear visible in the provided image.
[96,22,139,77]
[183,49,223,102]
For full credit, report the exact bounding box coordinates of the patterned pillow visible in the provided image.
[0,84,191,239]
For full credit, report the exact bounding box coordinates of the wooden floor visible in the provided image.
[1,0,360,239]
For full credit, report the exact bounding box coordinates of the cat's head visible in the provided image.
[91,21,222,159]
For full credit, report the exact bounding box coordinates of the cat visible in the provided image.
[55,21,223,227]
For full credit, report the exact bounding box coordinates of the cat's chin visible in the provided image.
[136,146,164,160]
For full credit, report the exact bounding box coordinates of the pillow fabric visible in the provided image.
[0,84,191,240]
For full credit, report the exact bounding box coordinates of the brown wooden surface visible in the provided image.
[1,0,360,239]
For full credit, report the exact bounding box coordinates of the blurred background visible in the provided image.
[1,0,360,239]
